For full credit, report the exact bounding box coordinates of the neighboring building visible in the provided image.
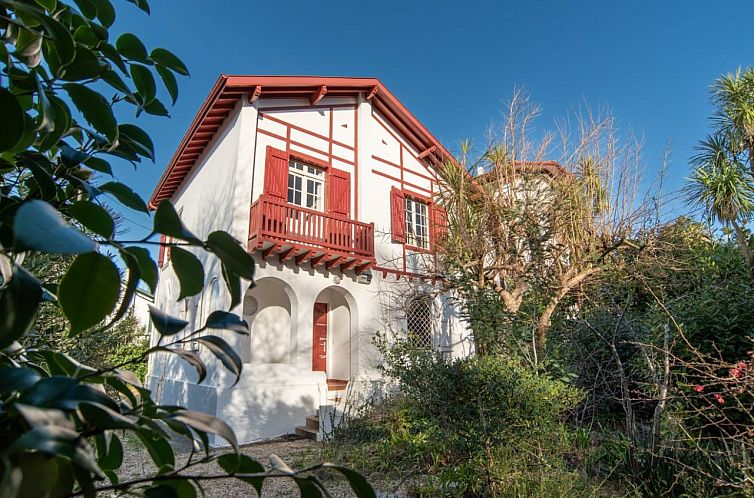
[131,287,154,337]
[146,76,473,444]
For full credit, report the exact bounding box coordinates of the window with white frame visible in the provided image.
[287,160,325,210]
[405,197,429,249]
[406,295,433,349]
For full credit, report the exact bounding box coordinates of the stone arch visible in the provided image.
[243,277,298,364]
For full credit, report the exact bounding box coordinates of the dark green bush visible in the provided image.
[332,342,600,496]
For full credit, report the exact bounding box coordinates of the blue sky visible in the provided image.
[111,0,754,243]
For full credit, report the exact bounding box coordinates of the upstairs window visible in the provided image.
[288,160,324,211]
[405,197,429,249]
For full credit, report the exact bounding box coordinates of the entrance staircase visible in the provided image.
[295,379,348,440]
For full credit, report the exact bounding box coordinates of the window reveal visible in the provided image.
[287,160,325,211]
[405,197,429,249]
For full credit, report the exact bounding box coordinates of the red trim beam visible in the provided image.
[149,75,459,208]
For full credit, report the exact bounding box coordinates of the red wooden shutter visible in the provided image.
[158,234,166,267]
[390,187,406,243]
[329,168,351,218]
[430,203,448,250]
[264,146,288,200]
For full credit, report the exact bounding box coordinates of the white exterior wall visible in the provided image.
[147,93,472,445]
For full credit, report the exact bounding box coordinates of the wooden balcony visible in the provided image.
[248,195,376,273]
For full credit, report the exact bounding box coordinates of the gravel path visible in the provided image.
[118,435,408,497]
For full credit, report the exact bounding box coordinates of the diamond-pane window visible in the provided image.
[406,296,432,349]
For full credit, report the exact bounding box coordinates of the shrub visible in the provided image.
[332,341,596,496]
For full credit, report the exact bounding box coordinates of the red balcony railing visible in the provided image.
[249,195,375,258]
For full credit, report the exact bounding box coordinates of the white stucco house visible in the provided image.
[145,75,473,444]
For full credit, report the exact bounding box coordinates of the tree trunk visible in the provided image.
[731,220,753,269]
[534,268,598,356]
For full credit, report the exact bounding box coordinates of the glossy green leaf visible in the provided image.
[34,73,54,131]
[100,43,127,74]
[98,181,148,212]
[79,402,138,430]
[68,200,114,238]
[38,95,72,151]
[60,46,104,81]
[125,0,150,13]
[119,123,154,161]
[221,264,243,310]
[155,65,178,105]
[218,454,265,495]
[194,335,242,385]
[116,32,148,62]
[135,431,174,471]
[63,83,117,142]
[207,231,255,280]
[205,311,248,335]
[153,201,200,243]
[167,410,238,452]
[148,305,188,336]
[73,0,98,19]
[59,144,89,167]
[31,7,76,65]
[102,69,132,94]
[8,425,103,477]
[35,0,56,11]
[143,98,169,117]
[130,64,156,105]
[90,0,115,27]
[170,247,204,299]
[14,200,96,254]
[73,25,99,47]
[24,154,57,200]
[95,432,123,471]
[0,267,43,349]
[123,246,157,293]
[323,464,377,498]
[158,347,206,383]
[107,247,140,327]
[0,87,25,152]
[150,48,189,76]
[84,156,113,176]
[0,367,42,395]
[58,252,120,334]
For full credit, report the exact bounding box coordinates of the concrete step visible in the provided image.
[295,425,318,440]
[305,415,319,431]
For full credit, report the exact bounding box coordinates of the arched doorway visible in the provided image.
[243,277,297,364]
[312,287,354,381]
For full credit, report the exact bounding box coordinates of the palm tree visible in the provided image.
[686,68,754,266]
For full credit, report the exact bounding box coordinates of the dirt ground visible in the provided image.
[118,435,408,497]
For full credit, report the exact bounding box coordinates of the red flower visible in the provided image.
[736,361,747,370]
[713,393,725,404]
[693,385,704,393]
[730,367,741,379]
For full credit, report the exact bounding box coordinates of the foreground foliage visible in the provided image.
[0,1,374,496]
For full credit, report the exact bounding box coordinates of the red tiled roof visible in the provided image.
[149,75,455,208]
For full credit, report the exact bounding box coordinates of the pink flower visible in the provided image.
[730,368,741,379]
[713,393,725,404]
[736,361,748,370]
[693,385,704,393]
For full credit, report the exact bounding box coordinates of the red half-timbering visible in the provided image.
[149,76,455,208]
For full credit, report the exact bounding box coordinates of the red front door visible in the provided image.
[312,303,328,372]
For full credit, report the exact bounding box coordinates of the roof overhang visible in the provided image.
[149,75,456,208]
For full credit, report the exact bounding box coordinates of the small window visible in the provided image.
[406,296,432,349]
[287,160,325,210]
[405,197,429,249]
